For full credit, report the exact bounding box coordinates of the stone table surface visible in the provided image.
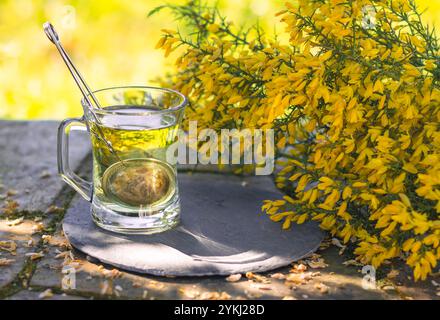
[0,120,439,300]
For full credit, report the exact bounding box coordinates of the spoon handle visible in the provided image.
[43,22,101,109]
[44,22,124,164]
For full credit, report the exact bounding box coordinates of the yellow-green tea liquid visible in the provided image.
[89,106,180,221]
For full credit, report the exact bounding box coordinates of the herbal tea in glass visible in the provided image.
[58,87,186,234]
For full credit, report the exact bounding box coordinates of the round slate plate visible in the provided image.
[63,173,324,276]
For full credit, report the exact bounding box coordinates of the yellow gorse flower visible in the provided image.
[154,0,440,281]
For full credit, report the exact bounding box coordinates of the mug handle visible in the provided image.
[57,117,92,202]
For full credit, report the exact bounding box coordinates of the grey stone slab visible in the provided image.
[6,289,87,300]
[63,172,324,276]
[0,219,48,289]
[0,245,29,289]
[0,120,90,212]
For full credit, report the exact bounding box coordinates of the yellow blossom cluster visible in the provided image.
[155,0,440,281]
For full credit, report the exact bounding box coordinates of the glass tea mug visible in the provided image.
[57,86,187,234]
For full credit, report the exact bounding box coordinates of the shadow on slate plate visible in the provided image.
[63,173,325,276]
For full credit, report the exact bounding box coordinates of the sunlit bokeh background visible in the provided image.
[0,0,438,120]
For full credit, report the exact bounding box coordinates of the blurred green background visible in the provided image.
[0,0,438,120]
